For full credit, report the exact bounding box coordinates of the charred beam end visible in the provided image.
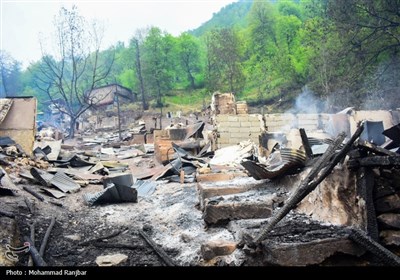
[139,228,176,267]
[348,228,400,266]
[356,141,398,157]
[348,155,400,168]
[22,186,44,202]
[24,236,47,267]
[299,128,313,159]
[357,168,379,241]
[251,122,365,245]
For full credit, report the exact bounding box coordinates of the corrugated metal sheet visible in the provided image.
[50,172,81,193]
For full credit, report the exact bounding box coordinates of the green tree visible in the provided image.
[143,27,176,107]
[246,1,278,99]
[177,33,201,89]
[205,28,245,93]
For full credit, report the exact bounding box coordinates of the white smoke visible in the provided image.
[287,86,324,114]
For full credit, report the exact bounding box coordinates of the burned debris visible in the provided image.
[2,94,400,267]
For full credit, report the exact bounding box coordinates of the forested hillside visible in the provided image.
[1,0,400,113]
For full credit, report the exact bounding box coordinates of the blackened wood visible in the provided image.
[139,228,176,266]
[24,236,47,267]
[299,128,313,159]
[348,228,400,266]
[253,132,347,244]
[39,217,56,257]
[253,122,365,244]
[78,229,123,246]
[0,209,15,218]
[349,155,400,168]
[24,197,35,214]
[22,186,44,201]
[357,167,379,241]
[28,222,35,266]
[357,141,398,156]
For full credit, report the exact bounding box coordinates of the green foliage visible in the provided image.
[11,0,400,113]
[190,0,253,37]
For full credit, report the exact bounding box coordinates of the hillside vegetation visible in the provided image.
[2,0,400,114]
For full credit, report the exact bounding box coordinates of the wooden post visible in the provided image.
[116,93,122,141]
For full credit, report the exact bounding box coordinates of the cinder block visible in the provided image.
[228,116,238,122]
[249,127,261,133]
[239,127,251,133]
[240,122,251,127]
[237,115,249,122]
[230,132,244,138]
[228,121,240,128]
[216,115,229,122]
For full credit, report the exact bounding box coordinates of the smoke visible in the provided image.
[287,86,325,114]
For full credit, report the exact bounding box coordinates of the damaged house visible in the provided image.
[83,84,136,130]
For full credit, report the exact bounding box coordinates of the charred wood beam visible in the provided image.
[0,210,15,218]
[39,217,56,257]
[356,141,398,156]
[24,197,35,214]
[251,122,365,245]
[24,236,47,267]
[78,229,123,246]
[91,242,144,250]
[348,155,400,168]
[22,186,44,202]
[348,228,400,266]
[139,228,176,266]
[357,168,379,241]
[299,128,313,159]
[28,222,35,267]
[251,132,347,245]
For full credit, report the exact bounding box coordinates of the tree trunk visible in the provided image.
[134,39,148,110]
[69,118,76,139]
[188,71,195,89]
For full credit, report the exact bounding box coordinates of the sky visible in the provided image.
[1,0,237,68]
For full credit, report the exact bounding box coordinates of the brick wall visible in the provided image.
[215,110,400,148]
[215,114,263,148]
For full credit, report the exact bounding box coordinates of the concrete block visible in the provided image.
[203,192,275,224]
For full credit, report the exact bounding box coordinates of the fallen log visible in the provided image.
[22,186,44,202]
[139,228,176,266]
[24,236,47,267]
[39,217,55,257]
[251,122,365,244]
